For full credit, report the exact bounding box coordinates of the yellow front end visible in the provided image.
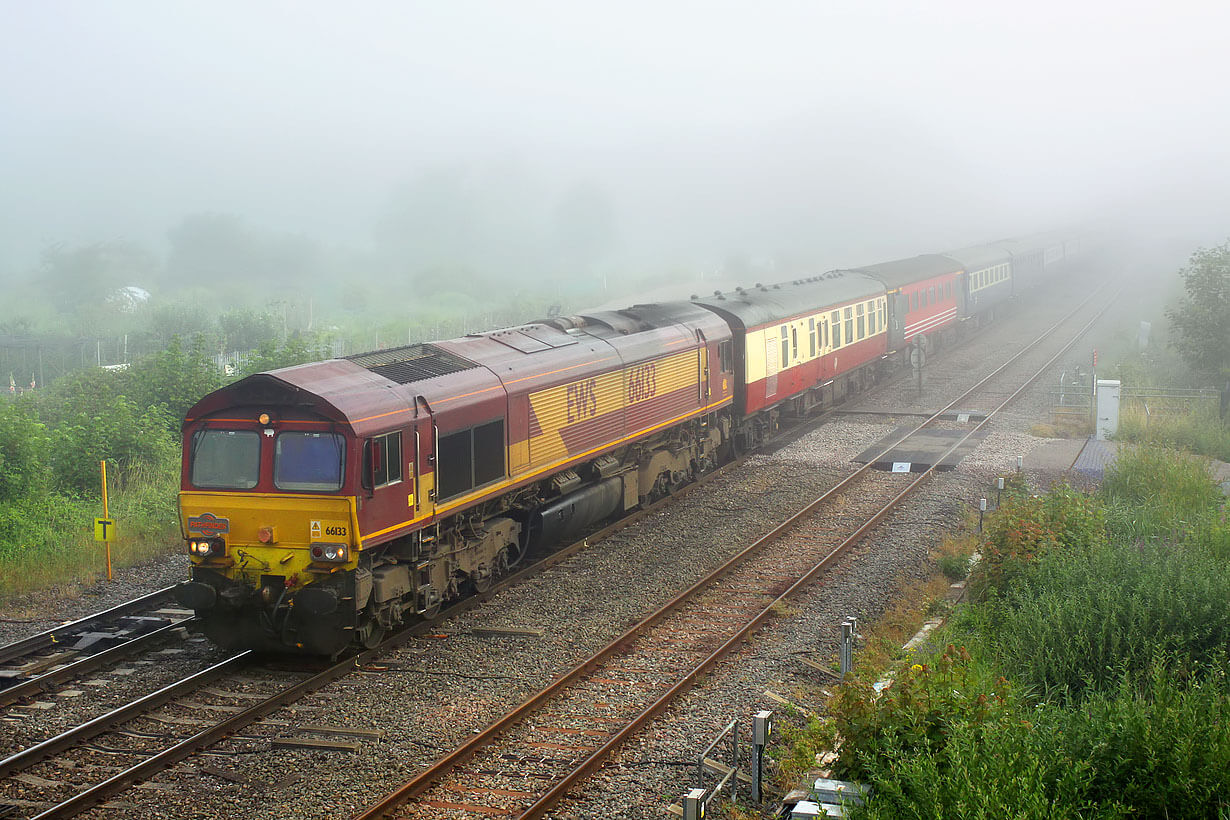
[180,491,359,582]
[177,491,365,654]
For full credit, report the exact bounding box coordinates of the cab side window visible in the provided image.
[363,431,402,489]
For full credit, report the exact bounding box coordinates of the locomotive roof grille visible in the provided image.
[345,343,480,384]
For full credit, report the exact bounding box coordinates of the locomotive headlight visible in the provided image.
[188,538,226,558]
[309,542,349,564]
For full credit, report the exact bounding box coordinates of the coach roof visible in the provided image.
[847,254,964,290]
[691,272,883,330]
[941,244,1011,271]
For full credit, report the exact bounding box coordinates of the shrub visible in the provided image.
[769,713,837,788]
[0,400,51,500]
[984,536,1230,698]
[937,552,970,582]
[969,481,1104,599]
[1052,659,1230,818]
[832,645,1014,782]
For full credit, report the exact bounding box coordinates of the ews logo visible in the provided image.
[567,379,598,422]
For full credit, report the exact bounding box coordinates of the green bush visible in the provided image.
[833,448,1230,819]
[48,397,177,495]
[768,714,837,788]
[844,659,1230,820]
[1053,659,1230,818]
[832,645,1015,782]
[984,536,1230,698]
[969,481,1104,599]
[936,551,971,581]
[0,400,52,500]
[846,707,1108,820]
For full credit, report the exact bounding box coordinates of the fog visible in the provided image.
[3,0,1229,298]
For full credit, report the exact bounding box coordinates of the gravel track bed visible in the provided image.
[0,636,227,753]
[0,555,187,647]
[2,270,1117,819]
[394,470,917,816]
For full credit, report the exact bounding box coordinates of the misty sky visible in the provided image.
[2,0,1228,282]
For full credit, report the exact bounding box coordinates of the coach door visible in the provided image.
[891,291,909,351]
[764,333,779,399]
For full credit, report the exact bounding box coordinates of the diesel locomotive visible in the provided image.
[174,231,1088,654]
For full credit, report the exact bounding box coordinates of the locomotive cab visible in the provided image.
[175,403,365,655]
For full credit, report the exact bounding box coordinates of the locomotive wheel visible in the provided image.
[357,615,385,649]
[503,541,525,570]
[494,546,512,578]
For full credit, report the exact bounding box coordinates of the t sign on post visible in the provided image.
[95,460,114,581]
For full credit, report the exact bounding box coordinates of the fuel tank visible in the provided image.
[529,477,623,546]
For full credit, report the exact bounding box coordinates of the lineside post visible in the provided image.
[101,460,112,581]
[751,709,773,802]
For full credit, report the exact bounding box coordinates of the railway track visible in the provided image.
[0,589,196,710]
[348,285,1114,819]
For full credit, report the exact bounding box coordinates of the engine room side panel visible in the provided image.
[527,369,625,466]
[624,349,703,431]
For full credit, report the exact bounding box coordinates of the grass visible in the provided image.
[827,446,1230,819]
[854,571,955,675]
[1116,405,1230,462]
[0,464,180,601]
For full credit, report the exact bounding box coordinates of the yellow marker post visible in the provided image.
[95,460,113,581]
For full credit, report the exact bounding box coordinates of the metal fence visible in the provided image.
[1050,385,1221,427]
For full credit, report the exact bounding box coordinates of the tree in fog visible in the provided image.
[1166,241,1230,388]
[167,213,325,295]
[166,213,255,290]
[38,241,159,313]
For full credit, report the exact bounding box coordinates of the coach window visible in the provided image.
[929,286,936,305]
[779,326,789,365]
[856,303,866,339]
[831,311,841,348]
[276,431,346,492]
[361,431,402,490]
[791,327,799,361]
[868,302,877,335]
[844,307,854,344]
[808,318,816,357]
